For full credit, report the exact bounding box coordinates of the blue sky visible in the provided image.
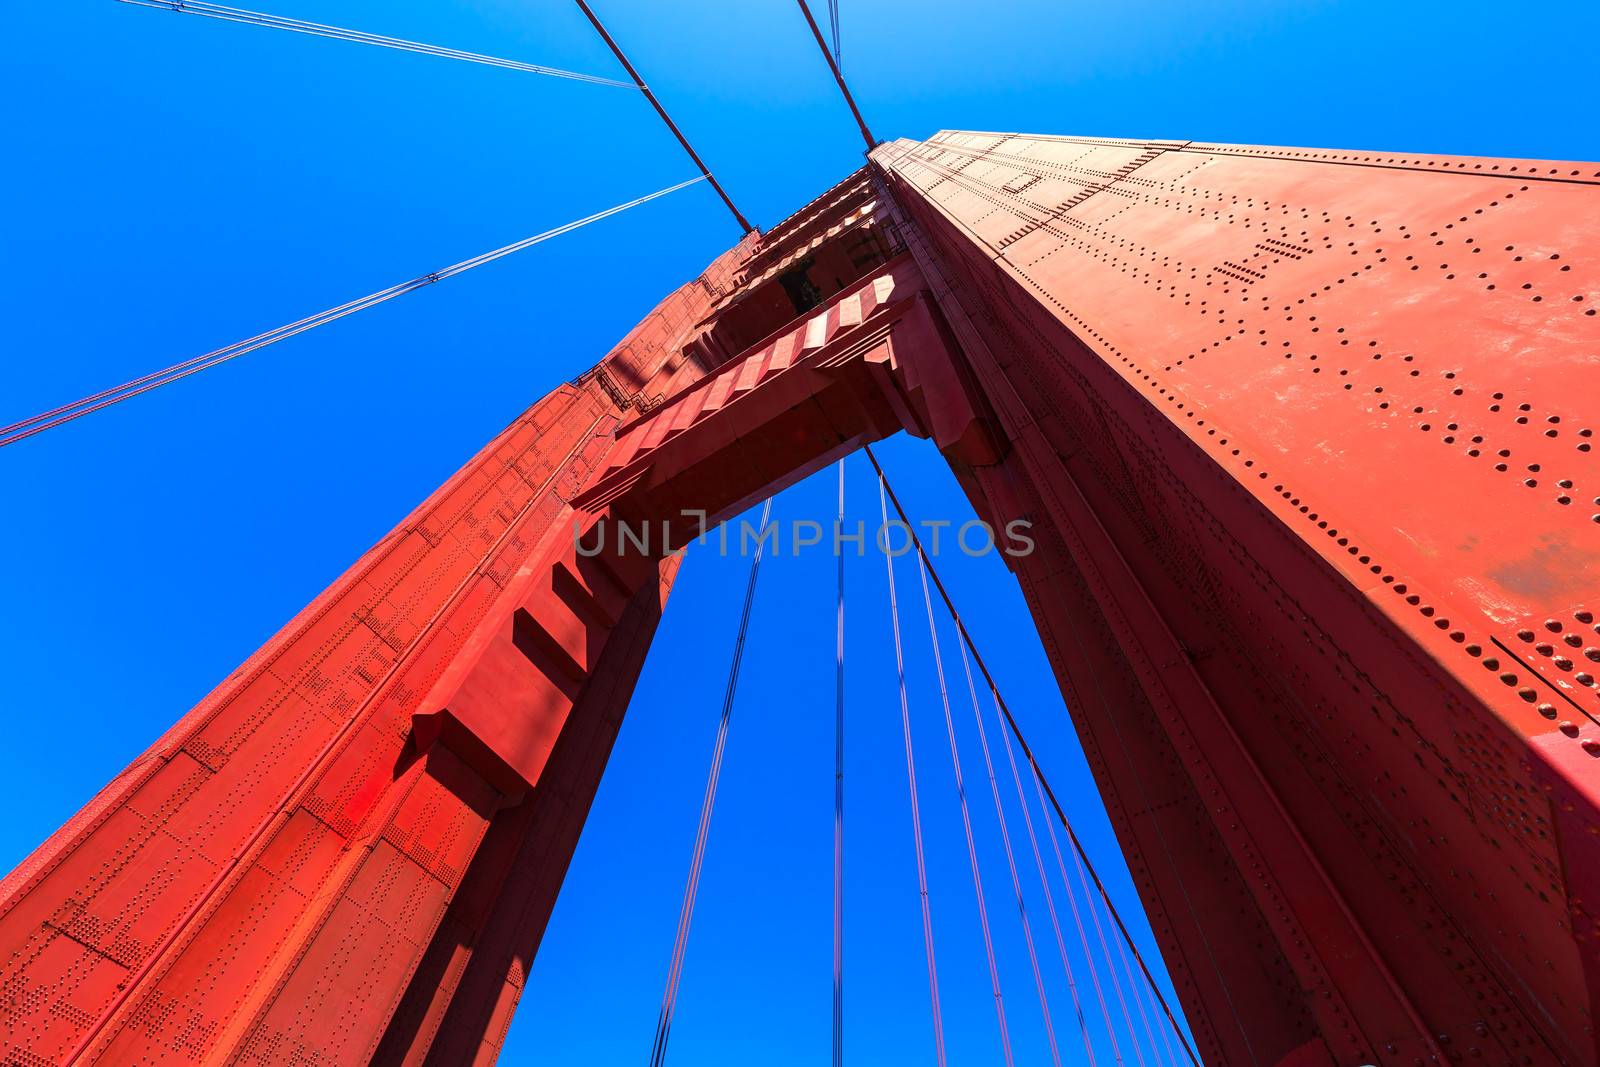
[2,0,1597,1063]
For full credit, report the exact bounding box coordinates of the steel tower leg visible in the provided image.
[0,136,1596,1066]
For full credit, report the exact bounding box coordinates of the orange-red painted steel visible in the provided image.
[1,132,1597,1065]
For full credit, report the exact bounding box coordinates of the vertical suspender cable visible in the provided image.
[833,460,846,1067]
[1141,959,1184,1067]
[1044,747,1150,1066]
[863,444,1203,1067]
[1113,908,1177,1067]
[1150,965,1185,1067]
[1036,762,1144,1066]
[1029,752,1197,1067]
[951,629,1064,1067]
[827,0,842,69]
[878,475,947,1067]
[990,675,1102,1067]
[647,498,774,1067]
[912,551,1015,1067]
[793,0,875,151]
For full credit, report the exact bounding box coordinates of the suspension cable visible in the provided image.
[833,460,846,1067]
[989,665,1103,1067]
[827,0,842,70]
[793,0,875,151]
[950,619,1064,1067]
[573,1,753,233]
[1146,959,1185,1067]
[114,0,636,88]
[1007,687,1127,1066]
[1053,768,1148,1067]
[877,475,947,1067]
[0,177,703,450]
[911,550,1015,1067]
[648,498,774,1067]
[862,443,1202,1067]
[1113,907,1178,1067]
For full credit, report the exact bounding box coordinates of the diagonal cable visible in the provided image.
[114,0,637,88]
[573,1,753,233]
[0,177,704,449]
[794,0,874,150]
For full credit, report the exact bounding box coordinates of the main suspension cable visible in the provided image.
[862,443,1202,1067]
[794,0,875,151]
[877,475,948,1067]
[912,550,1015,1067]
[0,177,703,450]
[648,497,775,1067]
[114,0,636,88]
[573,1,753,233]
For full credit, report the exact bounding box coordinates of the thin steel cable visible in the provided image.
[828,0,842,69]
[1113,912,1177,1067]
[1045,763,1146,1067]
[573,1,753,233]
[114,0,637,87]
[911,550,1014,1067]
[0,177,704,450]
[794,0,874,150]
[833,460,846,1067]
[991,678,1101,1067]
[878,475,947,1067]
[951,625,1064,1067]
[1141,959,1184,1067]
[647,497,774,1067]
[861,443,1202,1067]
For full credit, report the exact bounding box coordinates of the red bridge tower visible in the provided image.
[2,131,1599,1065]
